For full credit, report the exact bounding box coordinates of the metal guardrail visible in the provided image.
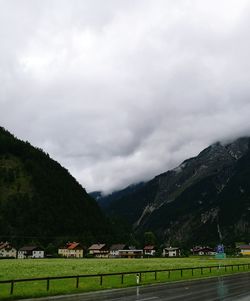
[0,263,249,295]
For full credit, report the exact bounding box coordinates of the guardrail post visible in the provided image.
[10,280,14,295]
[76,276,79,288]
[46,278,50,291]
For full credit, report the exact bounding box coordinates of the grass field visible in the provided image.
[0,257,250,300]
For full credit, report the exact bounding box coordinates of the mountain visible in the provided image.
[96,138,250,246]
[90,182,145,209]
[0,127,112,246]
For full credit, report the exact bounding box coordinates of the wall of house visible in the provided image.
[32,251,44,258]
[241,249,250,255]
[18,251,26,259]
[0,248,17,258]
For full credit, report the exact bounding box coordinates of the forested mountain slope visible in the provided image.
[0,127,111,245]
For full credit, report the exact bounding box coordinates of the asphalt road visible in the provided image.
[23,272,250,301]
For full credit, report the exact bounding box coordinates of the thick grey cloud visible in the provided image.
[1,0,250,193]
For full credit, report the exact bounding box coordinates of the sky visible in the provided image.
[1,0,250,194]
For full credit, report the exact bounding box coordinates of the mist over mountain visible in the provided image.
[95,137,250,246]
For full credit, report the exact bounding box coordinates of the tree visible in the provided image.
[144,231,156,246]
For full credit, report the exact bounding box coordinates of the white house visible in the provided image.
[109,244,127,258]
[58,242,85,258]
[88,244,109,258]
[143,245,156,257]
[0,242,17,258]
[118,248,143,258]
[163,247,181,257]
[191,246,216,256]
[18,245,45,259]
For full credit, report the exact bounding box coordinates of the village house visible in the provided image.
[118,247,143,259]
[58,242,85,258]
[18,245,45,259]
[143,245,156,257]
[88,243,109,258]
[109,244,127,258]
[238,245,250,256]
[191,246,216,256]
[0,242,17,258]
[162,247,181,257]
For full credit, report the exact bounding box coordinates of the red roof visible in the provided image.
[59,242,84,250]
[61,242,84,250]
[67,243,80,250]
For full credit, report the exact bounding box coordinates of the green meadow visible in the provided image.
[0,257,249,300]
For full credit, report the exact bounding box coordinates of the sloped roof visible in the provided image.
[192,246,214,252]
[19,245,43,251]
[110,244,126,251]
[164,247,180,251]
[0,242,15,250]
[59,242,84,250]
[67,242,83,250]
[88,244,106,250]
[68,242,79,250]
[0,242,8,249]
[239,245,250,250]
[144,245,155,250]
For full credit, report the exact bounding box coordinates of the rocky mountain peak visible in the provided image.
[153,138,249,209]
[97,136,250,246]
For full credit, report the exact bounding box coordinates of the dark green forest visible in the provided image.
[0,127,130,249]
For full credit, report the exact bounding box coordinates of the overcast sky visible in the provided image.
[1,0,250,194]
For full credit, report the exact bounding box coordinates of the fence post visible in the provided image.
[10,280,14,295]
[192,268,194,276]
[181,269,183,277]
[238,265,240,271]
[168,271,170,278]
[209,267,211,273]
[100,275,103,286]
[76,276,79,288]
[139,273,142,282]
[201,268,203,275]
[121,274,124,284]
[46,278,50,291]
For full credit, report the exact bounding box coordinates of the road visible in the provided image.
[23,272,250,301]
